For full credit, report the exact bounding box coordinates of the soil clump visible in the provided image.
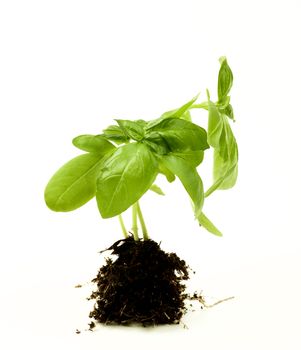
[89,237,189,326]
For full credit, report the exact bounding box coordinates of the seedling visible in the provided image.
[44,57,238,325]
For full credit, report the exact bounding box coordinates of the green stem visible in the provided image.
[118,214,128,239]
[132,203,139,241]
[136,201,149,240]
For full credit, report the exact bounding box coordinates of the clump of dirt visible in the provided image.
[89,237,189,326]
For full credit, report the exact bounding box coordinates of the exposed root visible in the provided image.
[189,292,235,308]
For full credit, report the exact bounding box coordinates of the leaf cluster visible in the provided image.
[44,57,238,236]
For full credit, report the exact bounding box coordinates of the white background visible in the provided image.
[1,0,301,349]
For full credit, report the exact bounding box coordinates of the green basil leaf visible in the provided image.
[72,134,115,153]
[218,56,233,101]
[96,143,158,218]
[197,212,222,236]
[212,122,238,189]
[44,152,111,212]
[207,99,224,148]
[217,95,231,110]
[205,165,238,197]
[161,155,204,217]
[146,94,199,129]
[146,118,209,152]
[135,119,148,127]
[205,114,238,196]
[158,162,176,182]
[171,150,204,167]
[224,103,235,120]
[143,132,170,155]
[182,110,192,122]
[162,93,199,119]
[150,184,165,195]
[102,125,129,144]
[115,119,145,141]
[217,97,235,121]
[212,154,238,191]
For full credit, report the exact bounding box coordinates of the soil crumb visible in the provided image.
[88,321,96,330]
[89,237,189,326]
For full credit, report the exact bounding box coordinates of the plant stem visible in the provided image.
[136,201,149,240]
[132,203,139,241]
[118,214,128,239]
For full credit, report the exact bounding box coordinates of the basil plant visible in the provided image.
[45,57,238,240]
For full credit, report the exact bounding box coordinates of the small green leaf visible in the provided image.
[182,110,192,122]
[217,95,231,110]
[158,162,176,182]
[224,103,235,120]
[44,152,112,212]
[115,119,145,141]
[150,184,165,195]
[212,123,238,190]
[197,212,223,236]
[161,155,204,217]
[146,94,199,129]
[164,93,199,119]
[218,56,233,101]
[205,113,238,196]
[207,98,224,148]
[143,132,170,154]
[72,134,115,153]
[96,143,158,218]
[146,118,209,153]
[205,161,238,197]
[102,125,129,144]
[135,119,148,127]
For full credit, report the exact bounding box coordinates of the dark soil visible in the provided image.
[88,237,189,326]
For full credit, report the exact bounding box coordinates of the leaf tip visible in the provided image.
[219,56,227,65]
[206,89,210,100]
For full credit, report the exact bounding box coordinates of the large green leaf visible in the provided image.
[161,155,204,217]
[145,118,209,153]
[72,134,115,153]
[96,143,158,218]
[44,152,112,212]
